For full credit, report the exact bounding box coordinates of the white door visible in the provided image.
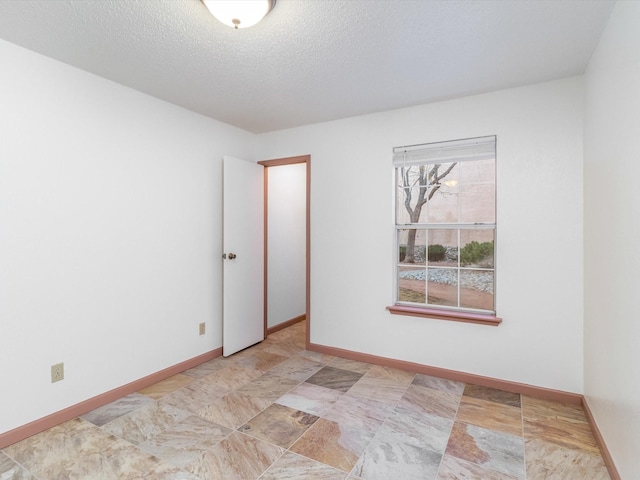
[223,156,264,356]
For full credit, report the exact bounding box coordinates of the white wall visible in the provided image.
[258,77,585,393]
[584,2,640,478]
[0,40,256,434]
[267,163,306,328]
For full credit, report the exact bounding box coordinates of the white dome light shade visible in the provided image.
[202,0,276,29]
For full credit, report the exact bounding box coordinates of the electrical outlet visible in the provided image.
[51,362,64,383]
[199,322,206,335]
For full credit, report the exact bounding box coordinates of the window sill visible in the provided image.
[387,305,502,326]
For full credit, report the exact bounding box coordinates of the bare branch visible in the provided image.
[427,184,441,200]
[435,162,457,182]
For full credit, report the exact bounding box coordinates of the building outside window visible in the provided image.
[394,136,496,315]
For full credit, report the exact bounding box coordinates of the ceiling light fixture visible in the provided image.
[202,0,276,29]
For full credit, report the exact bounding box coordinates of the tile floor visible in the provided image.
[1,321,610,479]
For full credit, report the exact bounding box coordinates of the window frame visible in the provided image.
[388,136,502,326]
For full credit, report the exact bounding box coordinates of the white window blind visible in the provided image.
[393,135,496,167]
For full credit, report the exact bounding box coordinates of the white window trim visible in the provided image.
[390,136,500,324]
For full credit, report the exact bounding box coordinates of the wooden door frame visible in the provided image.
[257,155,311,348]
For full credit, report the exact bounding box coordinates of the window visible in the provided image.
[390,136,499,324]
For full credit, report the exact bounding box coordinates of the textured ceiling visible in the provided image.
[0,0,615,133]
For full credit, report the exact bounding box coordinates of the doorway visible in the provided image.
[258,155,310,347]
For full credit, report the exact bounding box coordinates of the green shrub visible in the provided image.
[399,245,406,262]
[460,240,494,265]
[427,244,446,262]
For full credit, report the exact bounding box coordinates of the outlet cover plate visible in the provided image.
[199,322,206,335]
[51,362,64,383]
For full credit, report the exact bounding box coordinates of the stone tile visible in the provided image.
[137,415,232,469]
[522,397,600,455]
[69,437,201,479]
[226,344,262,361]
[363,365,415,383]
[522,395,588,423]
[288,332,306,348]
[3,418,94,459]
[456,395,523,436]
[234,372,299,403]
[272,324,299,344]
[286,320,306,331]
[0,451,34,479]
[267,355,324,382]
[379,404,453,454]
[347,376,410,407]
[290,418,373,473]
[323,394,391,434]
[262,339,305,357]
[198,391,270,430]
[524,438,610,480]
[239,403,319,449]
[200,363,263,391]
[328,357,372,374]
[158,380,229,415]
[265,329,292,341]
[437,454,521,480]
[138,374,195,399]
[445,421,525,479]
[248,342,279,357]
[182,358,228,379]
[293,323,309,336]
[3,418,196,480]
[352,431,442,480]
[260,451,346,480]
[81,393,155,426]
[102,402,191,445]
[298,350,339,364]
[399,384,460,420]
[276,382,343,416]
[3,419,98,477]
[463,384,521,408]
[188,431,283,480]
[234,350,289,372]
[412,373,465,396]
[306,366,364,392]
